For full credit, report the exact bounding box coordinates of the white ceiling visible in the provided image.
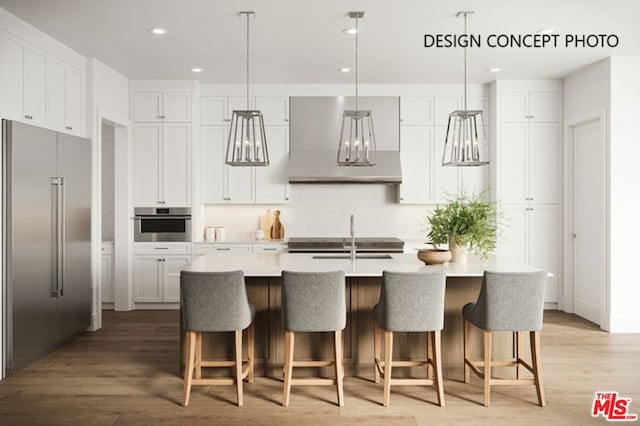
[1,0,638,84]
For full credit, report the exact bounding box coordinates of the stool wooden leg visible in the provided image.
[431,330,445,407]
[282,331,294,407]
[427,330,434,380]
[195,332,202,380]
[334,330,345,407]
[463,319,470,384]
[483,331,492,407]
[373,322,381,384]
[530,331,546,407]
[248,322,255,384]
[235,330,244,407]
[513,331,521,380]
[383,330,393,407]
[182,331,196,407]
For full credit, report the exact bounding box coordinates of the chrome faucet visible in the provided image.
[347,214,357,264]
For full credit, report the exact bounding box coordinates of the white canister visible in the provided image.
[215,227,226,241]
[255,229,265,240]
[205,227,216,242]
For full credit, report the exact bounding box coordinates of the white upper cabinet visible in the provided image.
[434,96,461,125]
[497,123,528,203]
[255,126,290,203]
[528,123,559,203]
[200,125,227,203]
[400,97,432,125]
[163,124,191,206]
[201,97,227,125]
[433,126,460,202]
[133,92,191,122]
[0,30,24,119]
[133,124,163,206]
[399,125,432,203]
[48,56,84,135]
[255,97,289,125]
[24,45,47,126]
[499,90,558,122]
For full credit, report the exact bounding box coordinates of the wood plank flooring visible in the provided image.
[0,310,638,425]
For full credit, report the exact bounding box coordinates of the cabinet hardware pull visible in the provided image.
[65,126,72,130]
[284,118,289,122]
[223,119,231,122]
[24,114,33,120]
[216,248,231,251]
[155,247,169,250]
[284,197,289,201]
[262,248,277,251]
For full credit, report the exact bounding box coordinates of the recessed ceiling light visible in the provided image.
[191,67,204,73]
[338,67,352,73]
[148,27,167,35]
[488,67,501,73]
[536,27,557,35]
[342,28,363,35]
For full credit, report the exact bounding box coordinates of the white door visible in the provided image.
[0,31,24,119]
[400,97,432,125]
[529,92,558,123]
[255,97,289,125]
[573,119,606,324]
[498,92,528,122]
[529,123,559,204]
[101,254,113,303]
[432,125,459,202]
[497,205,528,264]
[24,45,47,126]
[133,93,163,122]
[164,256,191,302]
[201,97,228,125]
[497,123,528,203]
[529,205,559,303]
[47,57,66,131]
[163,123,191,206]
[163,93,191,122]
[64,66,83,134]
[133,256,163,302]
[200,126,227,203]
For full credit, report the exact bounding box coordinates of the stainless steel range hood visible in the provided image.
[288,96,402,184]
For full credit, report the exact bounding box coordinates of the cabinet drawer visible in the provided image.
[193,244,252,254]
[134,243,191,255]
[253,243,288,253]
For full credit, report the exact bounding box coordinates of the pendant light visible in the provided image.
[442,11,489,167]
[225,11,269,166]
[337,11,377,167]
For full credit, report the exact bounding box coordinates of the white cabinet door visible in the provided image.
[133,124,163,206]
[400,97,432,125]
[200,126,227,203]
[47,57,65,132]
[133,256,163,302]
[528,123,559,204]
[529,92,558,123]
[529,205,559,302]
[227,165,254,204]
[201,97,227,125]
[64,66,83,134]
[497,205,528,264]
[432,126,459,202]
[163,124,191,206]
[24,45,47,126]
[0,31,24,119]
[101,254,113,303]
[252,243,288,253]
[255,97,289,125]
[255,126,290,204]
[434,96,461,125]
[497,123,528,203]
[228,96,253,114]
[499,92,529,122]
[163,256,190,302]
[164,92,191,122]
[399,126,432,203]
[133,93,163,122]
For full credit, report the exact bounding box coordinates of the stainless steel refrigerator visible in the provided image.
[2,119,91,376]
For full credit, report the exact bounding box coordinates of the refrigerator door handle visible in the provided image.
[59,176,66,297]
[51,177,61,297]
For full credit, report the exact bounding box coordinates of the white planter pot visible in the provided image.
[449,241,468,263]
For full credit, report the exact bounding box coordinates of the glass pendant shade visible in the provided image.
[442,110,489,166]
[225,110,269,166]
[337,110,377,166]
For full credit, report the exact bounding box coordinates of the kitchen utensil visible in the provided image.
[270,210,284,240]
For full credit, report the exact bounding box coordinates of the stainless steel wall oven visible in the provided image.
[133,207,191,242]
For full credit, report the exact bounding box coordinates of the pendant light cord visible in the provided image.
[355,15,359,111]
[246,12,250,109]
[463,13,467,111]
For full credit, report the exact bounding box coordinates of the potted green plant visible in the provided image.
[426,192,498,263]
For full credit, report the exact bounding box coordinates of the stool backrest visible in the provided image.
[180,270,253,332]
[469,270,547,331]
[378,270,446,331]
[281,270,346,332]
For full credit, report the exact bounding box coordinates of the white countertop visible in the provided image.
[181,252,547,278]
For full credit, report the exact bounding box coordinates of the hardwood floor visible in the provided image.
[0,310,638,425]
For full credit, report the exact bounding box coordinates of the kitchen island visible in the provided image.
[180,252,546,378]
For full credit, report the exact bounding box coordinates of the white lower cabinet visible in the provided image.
[193,243,252,256]
[101,243,114,305]
[498,204,559,303]
[252,243,288,253]
[133,244,191,304]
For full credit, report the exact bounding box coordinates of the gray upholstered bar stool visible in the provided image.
[180,270,255,407]
[373,270,446,407]
[463,270,547,407]
[281,270,346,407]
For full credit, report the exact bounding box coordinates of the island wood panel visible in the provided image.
[190,276,519,378]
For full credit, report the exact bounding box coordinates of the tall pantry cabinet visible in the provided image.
[491,80,562,305]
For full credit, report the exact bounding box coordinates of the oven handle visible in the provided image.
[133,216,192,220]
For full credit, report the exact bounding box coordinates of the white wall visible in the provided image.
[608,57,640,333]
